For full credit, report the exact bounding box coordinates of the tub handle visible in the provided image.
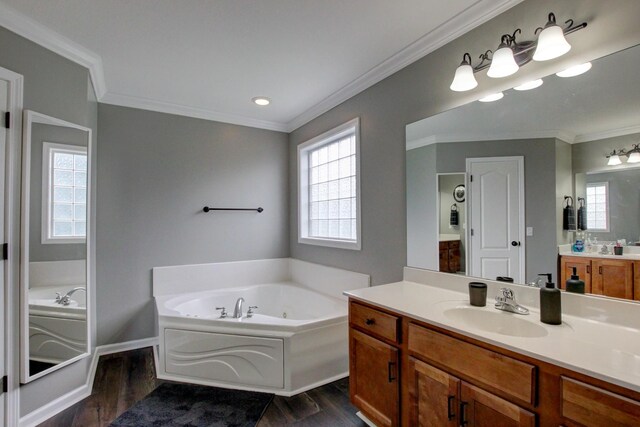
[247,306,258,317]
[365,318,375,326]
[216,307,228,318]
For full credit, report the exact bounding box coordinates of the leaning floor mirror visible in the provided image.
[20,110,92,383]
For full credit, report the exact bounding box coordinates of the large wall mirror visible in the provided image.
[407,42,640,301]
[20,110,92,383]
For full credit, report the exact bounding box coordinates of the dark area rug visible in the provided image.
[109,382,274,427]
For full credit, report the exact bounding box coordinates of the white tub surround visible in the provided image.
[153,258,370,396]
[345,267,640,393]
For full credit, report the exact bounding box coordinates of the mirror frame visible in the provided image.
[20,110,92,383]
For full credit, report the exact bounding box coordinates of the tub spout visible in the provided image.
[233,297,245,318]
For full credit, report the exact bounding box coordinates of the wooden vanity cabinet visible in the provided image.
[439,240,461,273]
[634,261,640,301]
[560,256,592,293]
[560,256,635,299]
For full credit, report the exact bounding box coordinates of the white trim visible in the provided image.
[286,0,525,131]
[18,337,159,427]
[297,118,361,251]
[0,65,23,427]
[0,3,106,99]
[40,142,88,244]
[100,92,289,133]
[19,111,93,384]
[407,129,576,150]
[573,124,640,144]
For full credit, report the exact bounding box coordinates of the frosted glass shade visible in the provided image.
[607,154,622,166]
[450,64,478,92]
[487,47,519,78]
[533,25,571,61]
[627,151,640,163]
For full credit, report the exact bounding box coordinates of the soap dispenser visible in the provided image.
[540,274,562,325]
[565,267,585,294]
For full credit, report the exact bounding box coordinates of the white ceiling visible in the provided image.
[0,0,522,132]
[406,43,640,146]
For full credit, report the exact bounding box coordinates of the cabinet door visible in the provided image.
[560,257,591,293]
[592,259,633,299]
[349,328,399,427]
[408,357,459,427]
[635,262,640,301]
[460,381,535,427]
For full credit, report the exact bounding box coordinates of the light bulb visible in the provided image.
[556,62,592,78]
[487,45,519,78]
[479,92,504,103]
[514,79,544,91]
[252,97,271,106]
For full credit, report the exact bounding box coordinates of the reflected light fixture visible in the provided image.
[514,79,544,91]
[556,62,592,77]
[606,150,623,166]
[627,145,640,163]
[449,12,586,92]
[533,13,572,61]
[450,53,478,91]
[479,92,504,103]
[252,97,271,106]
[487,35,519,78]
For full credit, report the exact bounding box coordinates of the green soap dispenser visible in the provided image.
[565,267,585,294]
[540,274,562,325]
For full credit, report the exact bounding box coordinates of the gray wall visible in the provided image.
[556,140,574,246]
[289,0,640,286]
[585,169,640,242]
[438,174,465,272]
[96,104,288,345]
[29,123,87,262]
[0,26,98,418]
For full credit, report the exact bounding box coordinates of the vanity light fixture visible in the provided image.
[556,62,592,77]
[626,144,640,163]
[449,12,586,92]
[479,92,504,103]
[605,144,640,166]
[532,13,572,61]
[514,79,543,91]
[606,149,624,166]
[252,97,271,106]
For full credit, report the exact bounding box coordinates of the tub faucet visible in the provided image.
[233,297,245,318]
[55,287,86,306]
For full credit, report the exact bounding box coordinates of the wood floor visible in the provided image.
[38,347,366,427]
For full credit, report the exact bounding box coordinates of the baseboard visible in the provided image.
[356,411,378,427]
[19,336,160,427]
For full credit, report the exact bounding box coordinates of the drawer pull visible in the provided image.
[599,266,603,274]
[365,318,375,325]
[459,401,468,426]
[587,265,591,274]
[447,395,456,421]
[387,361,397,382]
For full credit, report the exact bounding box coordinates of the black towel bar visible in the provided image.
[203,206,263,213]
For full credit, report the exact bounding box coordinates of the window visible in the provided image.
[585,182,609,231]
[42,142,88,243]
[298,118,361,250]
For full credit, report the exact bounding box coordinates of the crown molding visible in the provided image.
[0,3,107,98]
[286,0,525,132]
[101,92,289,132]
[573,124,640,144]
[406,129,574,150]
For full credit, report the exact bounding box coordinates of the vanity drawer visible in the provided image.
[350,302,400,343]
[408,324,536,404]
[561,377,640,426]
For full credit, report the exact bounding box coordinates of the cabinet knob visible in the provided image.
[365,318,375,325]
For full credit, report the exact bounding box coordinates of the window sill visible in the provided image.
[298,236,361,251]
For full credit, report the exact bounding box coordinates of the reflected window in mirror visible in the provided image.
[586,182,609,231]
[42,142,87,244]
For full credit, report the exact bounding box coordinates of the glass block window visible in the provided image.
[42,142,88,243]
[586,182,609,231]
[298,118,361,250]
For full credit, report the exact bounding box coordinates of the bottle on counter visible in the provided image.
[540,274,562,325]
[565,267,585,294]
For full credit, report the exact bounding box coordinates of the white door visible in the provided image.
[0,78,7,426]
[467,157,524,283]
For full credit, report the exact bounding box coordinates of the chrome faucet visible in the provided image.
[494,288,529,315]
[233,297,245,319]
[55,287,86,306]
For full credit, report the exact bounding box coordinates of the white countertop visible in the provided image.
[345,280,640,393]
[559,250,640,260]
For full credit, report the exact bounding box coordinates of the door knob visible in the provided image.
[511,241,521,246]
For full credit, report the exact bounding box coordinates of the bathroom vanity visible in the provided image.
[346,269,640,427]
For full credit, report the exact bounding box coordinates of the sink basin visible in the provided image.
[443,306,549,338]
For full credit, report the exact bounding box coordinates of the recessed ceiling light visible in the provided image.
[514,79,544,91]
[556,62,592,78]
[479,92,504,103]
[252,97,271,106]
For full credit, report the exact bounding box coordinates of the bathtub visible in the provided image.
[153,258,370,396]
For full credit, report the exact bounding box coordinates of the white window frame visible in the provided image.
[298,118,361,250]
[41,142,88,244]
[585,181,610,232]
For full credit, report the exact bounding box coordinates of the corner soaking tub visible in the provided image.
[154,258,370,396]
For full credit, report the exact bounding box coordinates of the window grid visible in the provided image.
[586,183,608,231]
[51,150,87,238]
[307,135,357,241]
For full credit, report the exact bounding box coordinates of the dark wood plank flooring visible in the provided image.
[38,347,366,427]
